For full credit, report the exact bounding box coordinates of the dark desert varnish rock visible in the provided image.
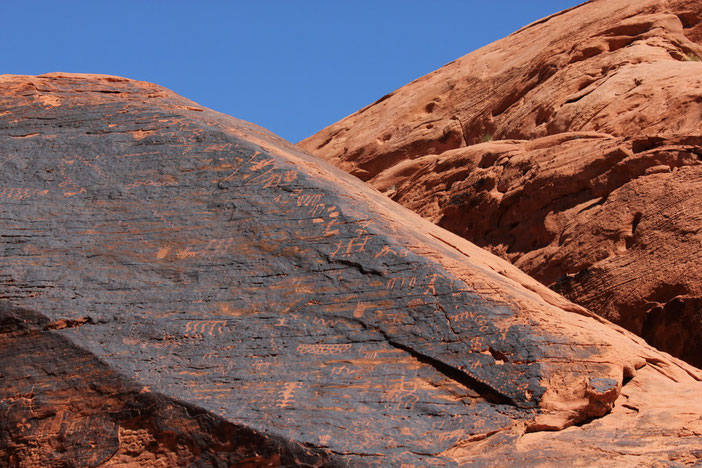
[1,73,701,466]
[299,0,702,368]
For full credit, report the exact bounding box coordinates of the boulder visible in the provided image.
[1,73,701,466]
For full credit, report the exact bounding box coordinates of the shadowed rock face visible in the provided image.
[299,0,702,367]
[1,73,701,466]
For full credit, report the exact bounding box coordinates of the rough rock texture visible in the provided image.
[1,73,701,466]
[300,0,702,367]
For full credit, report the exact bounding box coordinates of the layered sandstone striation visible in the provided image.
[1,73,701,466]
[300,0,702,367]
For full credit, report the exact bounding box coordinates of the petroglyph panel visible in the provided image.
[3,74,699,466]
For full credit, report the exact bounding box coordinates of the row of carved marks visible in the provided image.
[0,304,337,466]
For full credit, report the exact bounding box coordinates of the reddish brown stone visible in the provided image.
[0,73,701,466]
[300,0,702,367]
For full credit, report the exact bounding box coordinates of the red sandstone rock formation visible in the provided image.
[1,73,701,466]
[300,0,702,367]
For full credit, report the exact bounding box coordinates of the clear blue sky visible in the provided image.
[2,1,583,143]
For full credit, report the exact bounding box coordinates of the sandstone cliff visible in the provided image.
[1,73,701,466]
[300,0,702,367]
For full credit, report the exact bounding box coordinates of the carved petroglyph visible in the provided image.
[282,170,298,183]
[448,311,490,333]
[124,177,178,190]
[331,229,371,257]
[6,389,38,418]
[295,192,328,217]
[296,343,352,355]
[394,394,419,411]
[424,274,439,296]
[202,238,236,253]
[252,362,272,371]
[374,244,408,259]
[470,336,486,351]
[249,158,274,172]
[323,218,342,237]
[384,376,418,401]
[176,247,199,259]
[184,320,227,336]
[387,276,417,290]
[311,316,338,328]
[276,382,302,408]
[475,314,489,333]
[165,238,237,260]
[296,193,323,207]
[0,187,49,200]
[330,365,361,376]
[353,303,370,319]
[451,311,476,321]
[375,309,411,325]
[56,157,108,197]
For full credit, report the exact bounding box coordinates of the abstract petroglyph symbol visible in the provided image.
[470,336,486,351]
[171,238,238,260]
[7,389,38,418]
[373,244,408,259]
[386,276,417,290]
[203,237,236,253]
[358,345,379,361]
[261,171,283,189]
[375,309,410,325]
[296,343,352,355]
[249,157,274,172]
[353,303,369,319]
[474,314,489,333]
[184,320,227,336]
[155,246,172,259]
[252,361,272,371]
[176,247,199,260]
[424,274,439,296]
[451,309,491,334]
[282,170,298,183]
[296,192,327,216]
[330,365,360,376]
[331,229,371,257]
[133,179,176,190]
[0,187,49,200]
[384,376,419,407]
[451,311,476,321]
[311,316,337,328]
[323,218,342,237]
[297,193,323,207]
[276,382,303,408]
[394,393,419,411]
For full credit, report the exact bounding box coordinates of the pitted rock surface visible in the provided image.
[299,0,702,367]
[1,73,701,466]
